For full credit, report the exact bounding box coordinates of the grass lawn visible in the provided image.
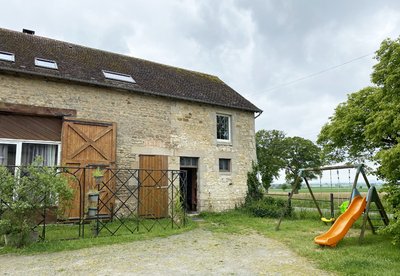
[199,210,400,276]
[1,209,398,276]
[0,219,197,255]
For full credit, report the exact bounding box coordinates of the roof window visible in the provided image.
[0,51,15,62]
[102,70,135,83]
[35,58,58,69]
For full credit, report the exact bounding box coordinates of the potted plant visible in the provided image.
[92,167,104,185]
[0,157,74,247]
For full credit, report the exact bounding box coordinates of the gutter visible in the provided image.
[255,110,263,119]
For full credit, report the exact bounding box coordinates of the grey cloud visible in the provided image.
[1,0,400,142]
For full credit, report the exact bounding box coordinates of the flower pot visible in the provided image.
[88,207,98,217]
[88,192,99,203]
[94,176,103,185]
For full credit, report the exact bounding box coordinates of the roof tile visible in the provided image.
[0,28,261,112]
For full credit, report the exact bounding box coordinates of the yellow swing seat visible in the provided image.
[321,217,335,223]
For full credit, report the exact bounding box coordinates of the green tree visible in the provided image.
[318,87,382,164]
[256,130,321,191]
[256,130,286,190]
[318,36,400,244]
[283,136,322,191]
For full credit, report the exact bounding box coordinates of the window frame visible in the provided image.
[0,138,61,168]
[0,51,15,62]
[216,114,232,143]
[34,57,58,70]
[219,158,231,173]
[102,70,136,83]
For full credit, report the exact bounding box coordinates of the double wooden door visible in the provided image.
[61,118,116,219]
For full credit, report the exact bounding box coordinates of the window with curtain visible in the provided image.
[21,143,58,166]
[0,141,59,167]
[0,144,16,166]
[216,114,231,142]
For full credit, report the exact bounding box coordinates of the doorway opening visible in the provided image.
[180,157,198,212]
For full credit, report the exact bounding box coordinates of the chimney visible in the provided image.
[22,29,35,35]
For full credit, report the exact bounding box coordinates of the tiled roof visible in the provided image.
[0,28,261,113]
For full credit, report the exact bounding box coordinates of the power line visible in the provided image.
[264,52,374,92]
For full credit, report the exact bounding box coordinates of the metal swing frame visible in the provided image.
[275,164,389,242]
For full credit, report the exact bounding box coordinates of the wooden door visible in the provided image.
[139,155,168,218]
[61,118,116,219]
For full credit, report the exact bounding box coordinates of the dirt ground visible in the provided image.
[0,229,333,275]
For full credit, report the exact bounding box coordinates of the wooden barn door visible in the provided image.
[61,118,116,219]
[139,155,168,218]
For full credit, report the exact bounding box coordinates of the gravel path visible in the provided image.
[0,229,332,275]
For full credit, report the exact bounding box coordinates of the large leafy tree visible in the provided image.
[318,37,400,245]
[284,136,322,187]
[318,37,400,182]
[256,130,287,190]
[256,130,321,190]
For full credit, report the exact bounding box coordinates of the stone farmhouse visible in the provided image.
[0,28,261,215]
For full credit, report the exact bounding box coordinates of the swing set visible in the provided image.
[319,166,352,223]
[276,164,390,246]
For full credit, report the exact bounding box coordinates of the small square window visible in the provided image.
[35,58,58,69]
[216,114,231,142]
[103,70,136,83]
[219,158,231,172]
[0,51,15,62]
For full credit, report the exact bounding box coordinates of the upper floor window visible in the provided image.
[216,114,231,142]
[0,51,15,62]
[35,58,58,70]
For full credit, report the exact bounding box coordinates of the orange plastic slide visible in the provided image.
[314,195,366,247]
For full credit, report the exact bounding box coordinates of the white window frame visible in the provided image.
[102,70,136,83]
[216,114,232,143]
[0,51,15,62]
[34,57,58,70]
[0,138,61,167]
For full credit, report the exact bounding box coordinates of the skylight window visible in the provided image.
[34,58,58,69]
[102,70,135,83]
[0,51,15,62]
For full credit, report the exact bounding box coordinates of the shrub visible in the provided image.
[245,163,263,204]
[246,196,292,218]
[380,183,400,246]
[0,157,73,247]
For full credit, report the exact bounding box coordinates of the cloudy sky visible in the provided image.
[1,0,400,142]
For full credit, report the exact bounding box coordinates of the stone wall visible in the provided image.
[0,74,256,211]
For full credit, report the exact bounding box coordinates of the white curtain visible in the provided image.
[21,144,58,166]
[0,144,7,166]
